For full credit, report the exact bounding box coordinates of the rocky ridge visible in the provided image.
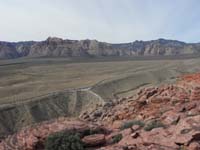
[0,73,200,149]
[1,37,200,59]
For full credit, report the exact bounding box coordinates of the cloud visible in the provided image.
[0,0,200,43]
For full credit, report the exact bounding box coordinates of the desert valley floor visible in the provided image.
[1,56,200,104]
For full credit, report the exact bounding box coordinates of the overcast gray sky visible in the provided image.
[0,0,200,43]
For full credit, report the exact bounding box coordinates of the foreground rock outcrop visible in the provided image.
[1,73,200,150]
[81,73,200,150]
[0,118,110,150]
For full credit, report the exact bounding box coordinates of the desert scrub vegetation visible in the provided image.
[81,128,106,136]
[111,134,123,144]
[120,120,145,130]
[45,130,85,150]
[144,120,165,131]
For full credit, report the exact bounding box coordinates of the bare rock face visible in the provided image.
[172,115,200,145]
[0,42,19,59]
[162,111,180,125]
[190,87,200,101]
[1,38,200,59]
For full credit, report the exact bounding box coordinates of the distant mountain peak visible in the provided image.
[46,37,63,42]
[0,37,199,59]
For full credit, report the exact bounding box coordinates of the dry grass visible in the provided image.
[1,57,200,104]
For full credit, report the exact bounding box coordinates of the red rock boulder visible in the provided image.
[82,134,106,147]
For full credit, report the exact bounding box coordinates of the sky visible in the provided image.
[0,0,200,43]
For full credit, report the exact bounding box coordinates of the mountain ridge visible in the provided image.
[1,37,200,59]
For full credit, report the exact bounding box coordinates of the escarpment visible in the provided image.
[1,37,200,59]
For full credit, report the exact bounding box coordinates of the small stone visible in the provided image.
[93,110,103,117]
[121,128,132,137]
[131,125,140,131]
[188,142,200,150]
[131,132,139,138]
[112,120,124,129]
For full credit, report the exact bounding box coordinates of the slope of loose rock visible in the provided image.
[80,73,200,149]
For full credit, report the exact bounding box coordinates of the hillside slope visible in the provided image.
[0,89,103,138]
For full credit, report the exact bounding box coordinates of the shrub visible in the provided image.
[111,134,122,144]
[180,128,192,134]
[45,131,85,150]
[120,120,145,130]
[81,128,105,137]
[144,120,165,131]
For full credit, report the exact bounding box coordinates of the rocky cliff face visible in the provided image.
[1,37,200,59]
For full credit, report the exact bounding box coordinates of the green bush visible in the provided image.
[120,120,145,130]
[144,120,165,131]
[45,131,85,150]
[111,134,122,144]
[81,128,105,136]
